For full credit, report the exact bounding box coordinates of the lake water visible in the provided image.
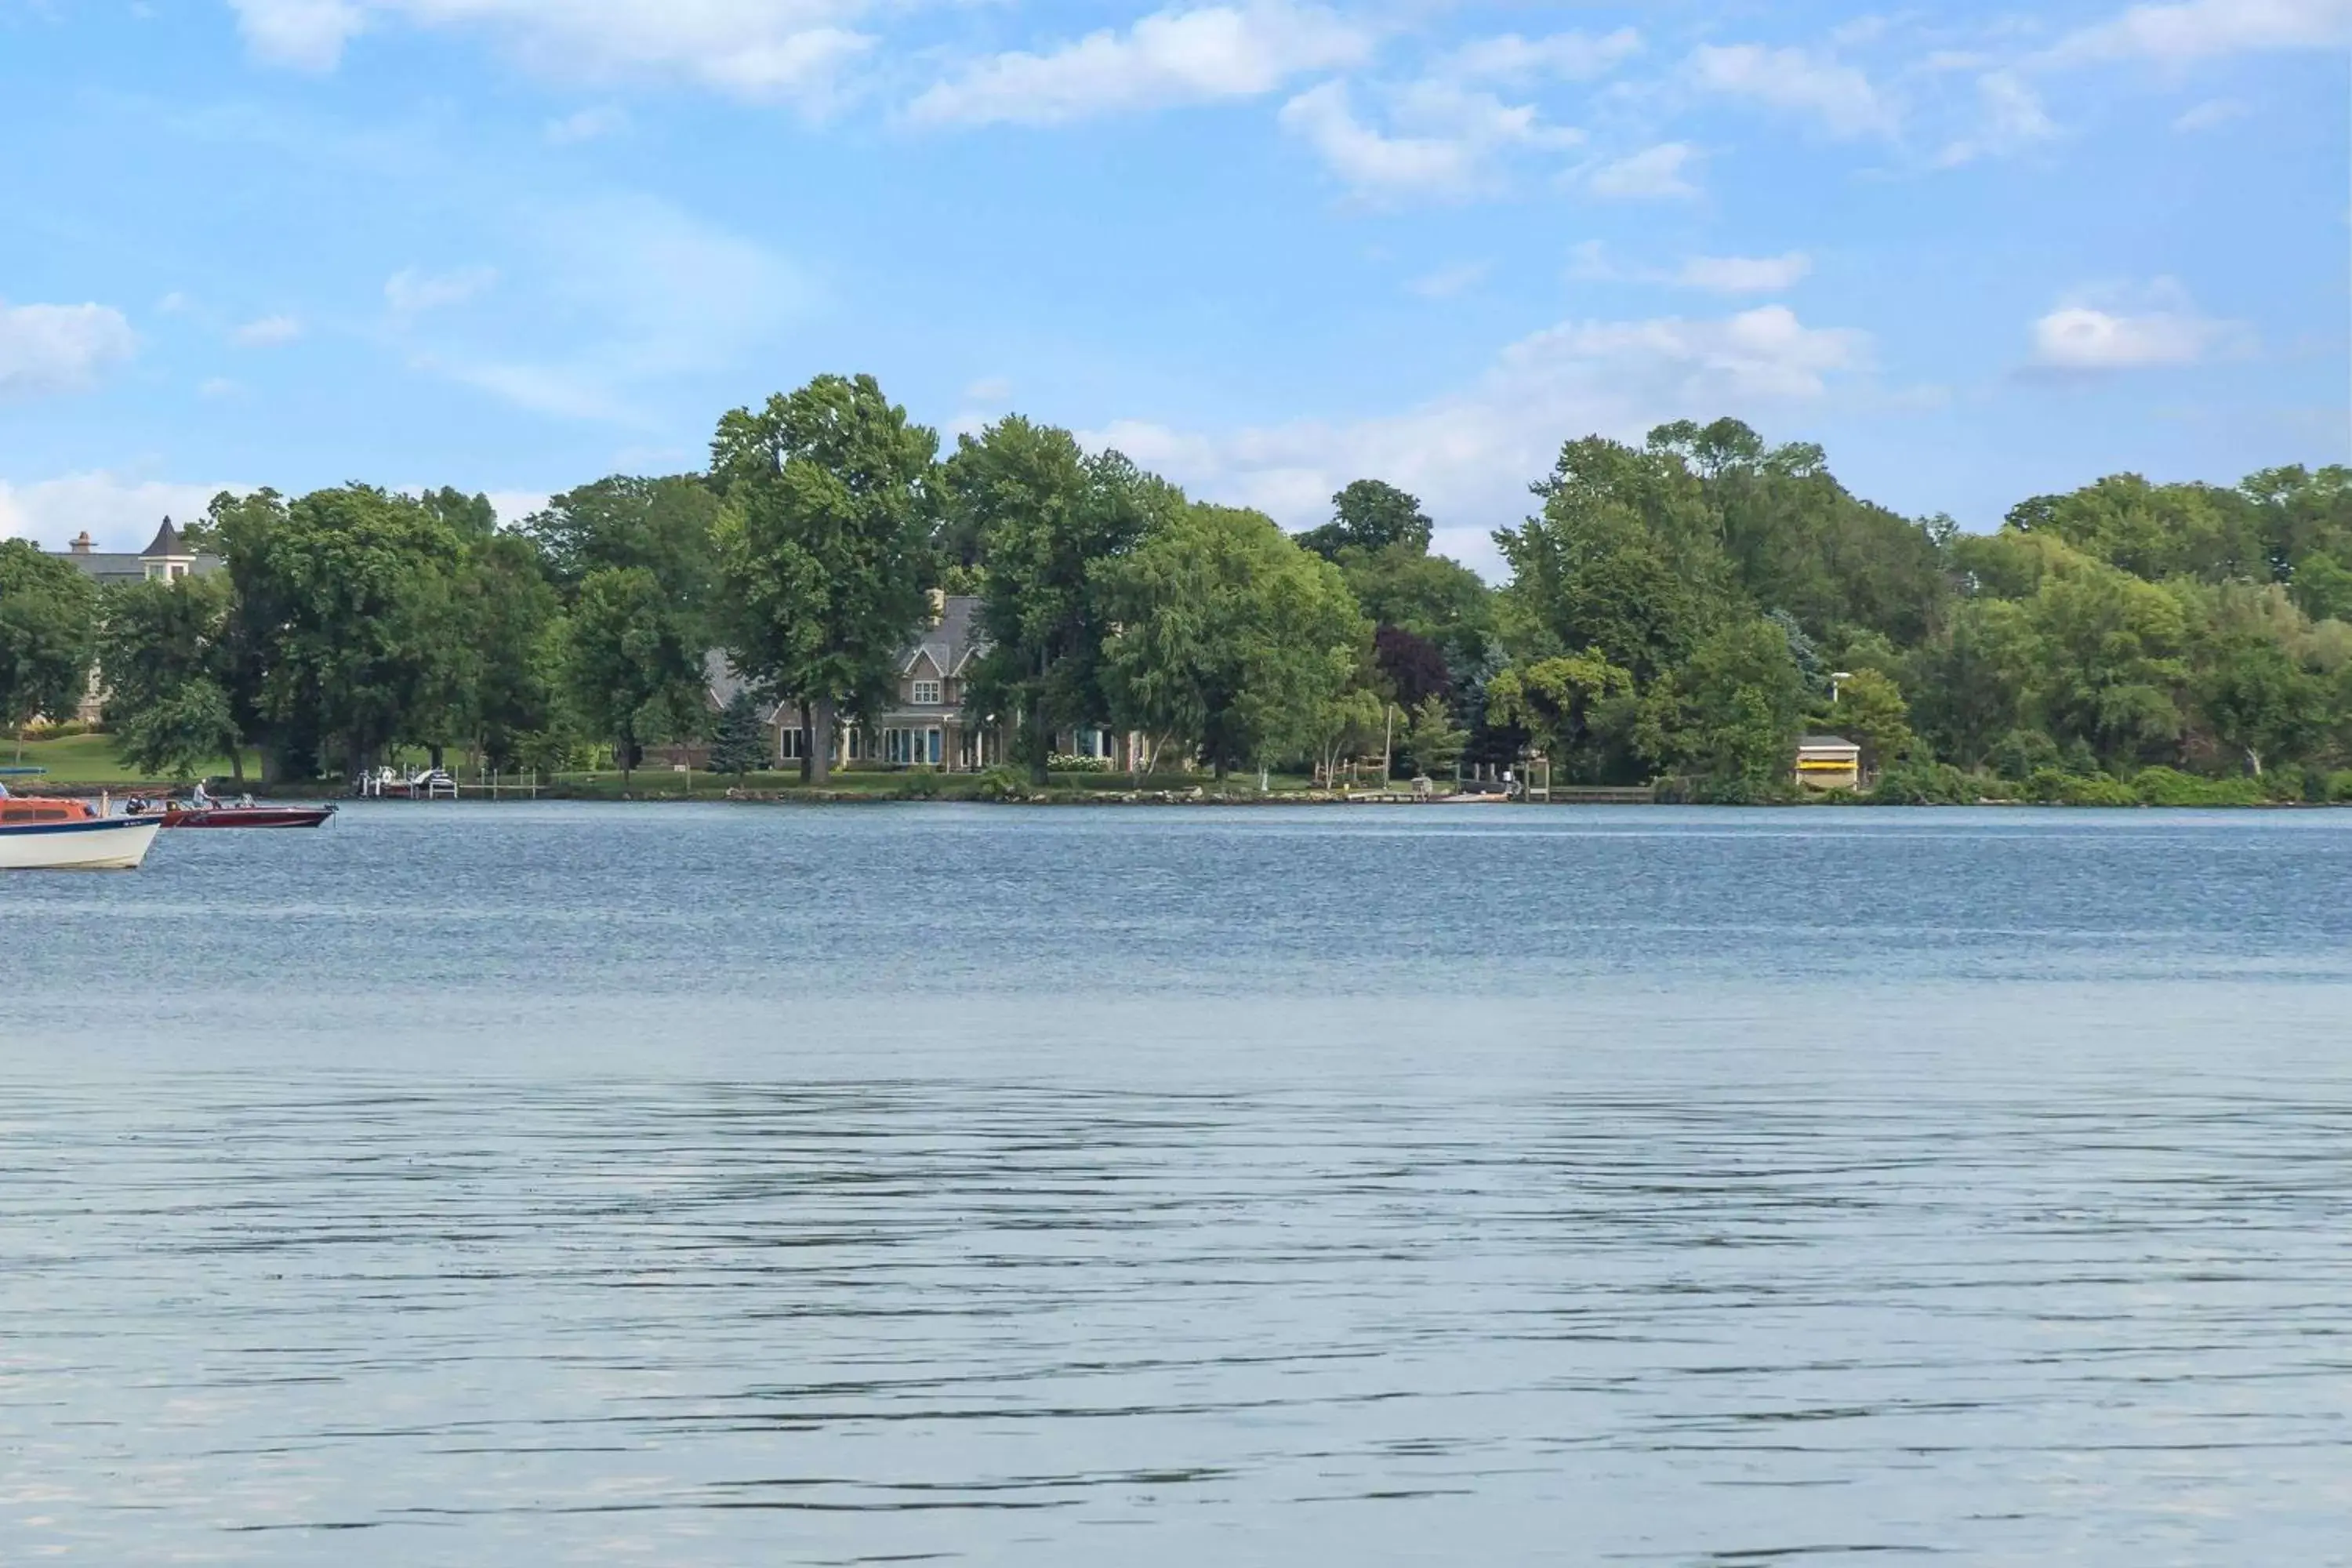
[5,804,2350,1565]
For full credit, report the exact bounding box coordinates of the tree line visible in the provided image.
[3,372,2349,800]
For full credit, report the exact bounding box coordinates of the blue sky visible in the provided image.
[2,0,2345,574]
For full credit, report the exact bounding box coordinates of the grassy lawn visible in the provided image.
[543,767,1325,801]
[2,733,1331,800]
[3,731,261,786]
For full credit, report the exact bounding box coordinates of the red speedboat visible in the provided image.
[133,797,336,829]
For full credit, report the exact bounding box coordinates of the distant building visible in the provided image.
[39,519,226,721]
[699,593,1004,771]
[1794,735,1863,790]
[702,592,1133,772]
[51,518,224,587]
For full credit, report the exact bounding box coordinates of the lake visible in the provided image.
[5,804,2350,1564]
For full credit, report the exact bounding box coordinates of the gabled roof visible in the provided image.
[899,593,986,678]
[702,650,787,724]
[1798,734,1861,753]
[142,517,186,558]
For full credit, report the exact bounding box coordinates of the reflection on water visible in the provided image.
[5,805,2350,1563]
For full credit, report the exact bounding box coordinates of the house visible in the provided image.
[858,590,1001,770]
[51,518,224,587]
[38,519,226,721]
[1794,734,1863,790]
[702,592,1143,773]
[700,593,1008,771]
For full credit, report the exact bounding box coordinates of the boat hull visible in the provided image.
[0,816,163,870]
[162,805,335,829]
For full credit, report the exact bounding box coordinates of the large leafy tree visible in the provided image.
[523,474,720,596]
[216,485,476,778]
[524,476,718,771]
[100,572,244,781]
[1098,504,1367,779]
[711,373,938,784]
[944,416,1174,782]
[565,566,706,779]
[467,531,567,771]
[2198,636,2328,777]
[1497,436,1727,681]
[1635,616,1810,797]
[1483,651,1635,782]
[0,539,100,752]
[1298,479,1435,560]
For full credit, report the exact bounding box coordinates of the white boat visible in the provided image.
[0,797,164,869]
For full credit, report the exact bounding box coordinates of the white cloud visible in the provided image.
[1441,27,1642,85]
[0,472,244,550]
[2046,0,2352,65]
[1937,71,2058,165]
[907,2,1368,127]
[545,105,629,145]
[0,300,137,400]
[1409,261,1488,299]
[484,489,550,526]
[405,194,808,424]
[1081,304,1871,571]
[233,0,365,70]
[963,376,1013,403]
[2172,97,2248,131]
[2027,281,2253,371]
[1584,142,1700,200]
[230,314,302,346]
[198,376,241,399]
[385,265,497,314]
[1281,78,1579,200]
[1677,252,1813,293]
[229,0,875,106]
[1689,43,1898,138]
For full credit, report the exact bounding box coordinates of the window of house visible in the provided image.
[779,727,804,760]
[927,728,942,764]
[912,679,942,706]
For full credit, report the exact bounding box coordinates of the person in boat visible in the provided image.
[190,780,215,808]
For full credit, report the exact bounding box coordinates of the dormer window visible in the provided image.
[912,679,942,706]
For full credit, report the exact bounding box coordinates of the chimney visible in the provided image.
[71,532,93,554]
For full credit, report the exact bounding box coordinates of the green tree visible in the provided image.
[707,688,769,779]
[215,485,476,778]
[1636,616,1809,797]
[1483,651,1635,782]
[523,474,720,597]
[0,539,100,755]
[1496,436,1726,680]
[1341,546,1494,677]
[711,374,938,785]
[2007,473,2268,583]
[1297,479,1434,560]
[944,416,1174,782]
[99,572,244,781]
[1397,695,1468,781]
[1098,504,1367,779]
[1826,667,1914,774]
[466,532,566,772]
[2198,637,2328,777]
[565,566,705,780]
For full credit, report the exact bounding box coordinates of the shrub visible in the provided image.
[1047,753,1111,773]
[1867,760,1977,805]
[2023,768,2139,807]
[2328,771,2352,804]
[975,766,1027,801]
[2130,767,2262,808]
